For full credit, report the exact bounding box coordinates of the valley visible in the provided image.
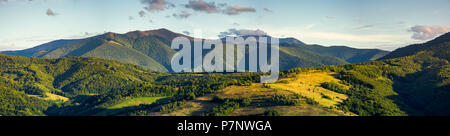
[0,29,449,116]
[1,29,388,72]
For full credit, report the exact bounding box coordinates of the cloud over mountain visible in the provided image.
[410,25,450,40]
[218,28,267,37]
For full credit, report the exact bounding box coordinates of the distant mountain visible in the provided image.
[316,32,450,116]
[219,35,388,69]
[38,31,170,72]
[1,32,449,116]
[294,44,390,63]
[221,35,305,44]
[280,37,305,45]
[1,28,389,72]
[2,39,83,57]
[220,35,388,63]
[379,32,450,60]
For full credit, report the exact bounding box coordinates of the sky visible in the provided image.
[0,0,449,51]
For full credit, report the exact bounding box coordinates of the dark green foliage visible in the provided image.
[0,54,161,97]
[159,73,260,102]
[205,100,240,116]
[264,109,281,116]
[0,32,449,116]
[213,96,252,107]
[160,101,186,113]
[292,43,390,63]
[0,86,50,116]
[321,82,347,94]
[204,96,254,116]
[0,54,167,115]
[304,97,319,105]
[269,94,299,106]
[47,81,176,115]
[132,36,177,70]
[241,97,252,107]
[283,35,450,116]
[237,80,252,86]
[379,32,450,60]
[3,29,389,73]
[321,93,332,100]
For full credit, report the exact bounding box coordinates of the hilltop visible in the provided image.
[2,28,389,72]
[0,32,449,116]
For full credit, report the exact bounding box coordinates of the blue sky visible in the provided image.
[0,0,449,51]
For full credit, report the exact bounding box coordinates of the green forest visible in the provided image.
[0,32,449,116]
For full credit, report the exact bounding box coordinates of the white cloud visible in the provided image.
[141,0,174,12]
[185,0,218,13]
[185,0,256,15]
[410,25,450,40]
[218,29,267,37]
[172,11,191,19]
[223,5,256,15]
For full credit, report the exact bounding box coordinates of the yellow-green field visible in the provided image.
[217,82,348,116]
[215,84,292,100]
[150,70,355,116]
[28,92,69,102]
[269,71,349,108]
[142,71,355,116]
[108,96,168,109]
[229,105,341,116]
[149,95,219,116]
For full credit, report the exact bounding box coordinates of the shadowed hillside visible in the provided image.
[0,32,448,116]
[2,29,389,72]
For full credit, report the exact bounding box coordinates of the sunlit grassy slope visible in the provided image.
[269,71,349,108]
[108,96,168,109]
[28,92,69,102]
[150,79,352,116]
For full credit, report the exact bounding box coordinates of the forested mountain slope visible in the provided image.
[379,32,450,60]
[0,32,448,116]
[282,32,450,116]
[2,29,389,72]
[0,54,166,115]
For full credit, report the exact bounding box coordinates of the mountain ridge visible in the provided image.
[2,28,390,72]
[379,32,450,60]
[0,32,449,116]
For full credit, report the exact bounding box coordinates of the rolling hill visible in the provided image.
[0,32,449,116]
[379,32,450,60]
[295,44,390,63]
[298,32,450,115]
[0,53,167,115]
[1,39,83,57]
[2,28,389,72]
